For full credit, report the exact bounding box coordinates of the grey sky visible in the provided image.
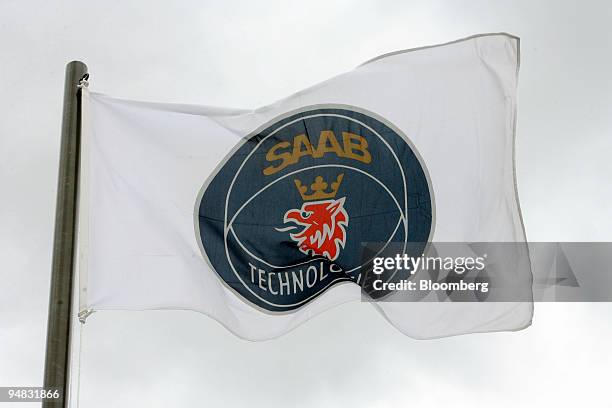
[1,0,611,407]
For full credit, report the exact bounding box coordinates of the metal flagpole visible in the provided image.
[43,61,88,408]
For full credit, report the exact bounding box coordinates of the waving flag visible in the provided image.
[78,33,532,340]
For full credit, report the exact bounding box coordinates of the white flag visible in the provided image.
[79,33,532,340]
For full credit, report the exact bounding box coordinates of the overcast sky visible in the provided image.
[1,1,611,407]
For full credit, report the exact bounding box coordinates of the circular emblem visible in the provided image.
[195,107,433,312]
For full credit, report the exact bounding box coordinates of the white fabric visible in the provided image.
[81,33,532,340]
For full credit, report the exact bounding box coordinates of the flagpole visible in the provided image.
[43,61,88,408]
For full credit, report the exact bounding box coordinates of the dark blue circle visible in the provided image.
[197,107,432,312]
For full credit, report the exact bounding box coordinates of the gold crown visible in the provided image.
[294,173,344,201]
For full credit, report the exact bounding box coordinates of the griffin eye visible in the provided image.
[301,211,311,218]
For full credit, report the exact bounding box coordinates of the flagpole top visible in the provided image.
[65,61,88,88]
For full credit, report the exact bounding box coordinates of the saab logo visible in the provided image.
[281,175,348,261]
[195,107,433,312]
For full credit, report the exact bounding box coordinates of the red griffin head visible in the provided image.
[282,197,349,261]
